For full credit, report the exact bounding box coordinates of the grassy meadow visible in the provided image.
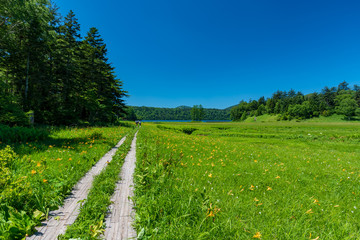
[134,121,360,239]
[0,125,133,239]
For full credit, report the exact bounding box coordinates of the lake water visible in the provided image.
[141,120,231,123]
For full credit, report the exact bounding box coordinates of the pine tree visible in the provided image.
[0,0,53,123]
[1,3,127,126]
[78,27,127,124]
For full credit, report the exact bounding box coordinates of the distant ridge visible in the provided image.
[131,106,231,120]
[175,105,192,109]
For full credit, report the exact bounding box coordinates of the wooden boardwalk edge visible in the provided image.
[103,131,138,240]
[27,136,127,240]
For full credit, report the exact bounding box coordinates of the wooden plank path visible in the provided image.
[103,131,138,239]
[27,136,127,240]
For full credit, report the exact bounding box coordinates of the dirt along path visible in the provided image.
[104,131,138,240]
[27,136,127,240]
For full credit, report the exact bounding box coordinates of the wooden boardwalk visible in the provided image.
[27,136,127,240]
[104,132,138,239]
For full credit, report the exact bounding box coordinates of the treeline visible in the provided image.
[0,0,127,126]
[129,106,230,120]
[231,81,360,121]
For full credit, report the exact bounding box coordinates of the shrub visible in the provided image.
[181,128,197,135]
[0,125,49,144]
[0,146,16,190]
[0,103,28,127]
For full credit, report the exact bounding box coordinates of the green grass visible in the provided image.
[241,113,360,123]
[304,114,360,122]
[134,121,360,239]
[0,125,134,239]
[244,114,279,122]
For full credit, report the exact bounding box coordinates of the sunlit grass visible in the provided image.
[0,125,133,239]
[134,122,360,239]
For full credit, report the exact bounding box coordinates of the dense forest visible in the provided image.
[0,0,127,126]
[129,106,231,121]
[128,81,360,122]
[230,81,360,121]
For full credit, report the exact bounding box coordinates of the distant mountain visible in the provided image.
[131,106,231,120]
[175,105,192,109]
[224,105,237,110]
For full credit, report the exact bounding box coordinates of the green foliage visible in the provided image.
[335,91,358,120]
[125,107,138,121]
[0,146,16,190]
[288,101,311,119]
[336,98,357,120]
[256,104,265,116]
[132,106,230,121]
[231,82,360,122]
[0,124,49,144]
[0,207,46,239]
[181,127,197,135]
[0,104,28,126]
[0,82,28,126]
[240,111,247,121]
[191,105,205,121]
[0,1,127,126]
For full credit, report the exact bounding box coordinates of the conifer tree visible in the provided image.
[78,27,127,124]
[0,3,128,126]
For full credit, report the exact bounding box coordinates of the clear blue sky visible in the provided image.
[54,0,360,109]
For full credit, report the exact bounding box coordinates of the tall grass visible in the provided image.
[0,124,49,144]
[0,125,134,239]
[134,122,360,239]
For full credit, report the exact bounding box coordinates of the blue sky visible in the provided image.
[54,0,360,109]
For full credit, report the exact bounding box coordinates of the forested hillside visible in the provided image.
[231,81,360,121]
[0,1,127,126]
[131,106,231,120]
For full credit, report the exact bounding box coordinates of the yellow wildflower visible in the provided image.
[306,209,313,214]
[207,211,215,217]
[253,232,262,239]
